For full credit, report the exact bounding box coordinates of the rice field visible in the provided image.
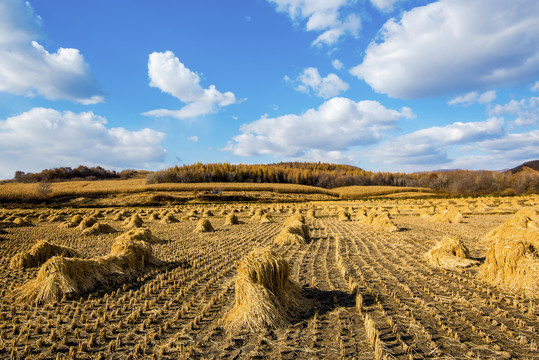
[0,195,537,359]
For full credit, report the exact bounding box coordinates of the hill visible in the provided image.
[508,160,539,174]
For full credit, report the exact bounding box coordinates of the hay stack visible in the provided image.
[424,237,478,270]
[59,220,78,228]
[275,215,309,245]
[478,208,539,297]
[370,212,399,232]
[225,213,239,226]
[81,223,116,236]
[203,209,214,217]
[430,209,463,223]
[12,217,32,227]
[12,231,163,303]
[260,213,273,224]
[284,214,305,227]
[149,212,160,221]
[337,210,350,221]
[116,228,159,243]
[76,216,97,230]
[194,218,214,233]
[125,214,143,229]
[222,248,303,332]
[274,226,308,245]
[10,241,80,269]
[250,208,265,222]
[160,213,179,224]
[47,215,65,222]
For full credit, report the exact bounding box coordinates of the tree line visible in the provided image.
[146,162,539,196]
[12,166,135,183]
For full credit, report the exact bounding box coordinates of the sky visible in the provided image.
[0,0,538,180]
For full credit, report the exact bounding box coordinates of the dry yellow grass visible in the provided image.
[0,180,336,199]
[334,185,432,199]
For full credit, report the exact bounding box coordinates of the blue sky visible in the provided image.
[0,0,538,179]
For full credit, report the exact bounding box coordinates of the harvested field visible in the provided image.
[0,195,538,359]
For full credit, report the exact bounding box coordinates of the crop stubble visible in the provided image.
[0,198,537,359]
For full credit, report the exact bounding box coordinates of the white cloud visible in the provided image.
[479,131,539,161]
[267,0,360,46]
[0,108,166,179]
[370,0,399,12]
[332,59,344,70]
[368,117,505,166]
[532,81,539,92]
[351,0,539,99]
[189,136,199,142]
[448,90,496,106]
[489,97,539,126]
[289,67,349,98]
[0,0,103,104]
[225,97,413,157]
[143,51,238,120]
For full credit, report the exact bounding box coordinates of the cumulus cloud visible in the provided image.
[369,0,399,12]
[448,91,496,106]
[189,136,199,142]
[287,67,349,98]
[267,0,360,46]
[368,117,505,166]
[225,97,413,157]
[0,0,103,104]
[332,59,344,70]
[143,51,238,120]
[351,0,539,99]
[0,108,166,179]
[448,130,539,170]
[532,81,539,92]
[489,97,539,126]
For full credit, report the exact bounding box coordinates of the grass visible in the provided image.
[0,180,437,205]
[333,185,433,199]
[0,180,338,200]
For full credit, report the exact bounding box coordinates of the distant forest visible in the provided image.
[13,166,135,183]
[147,162,539,196]
[10,162,539,196]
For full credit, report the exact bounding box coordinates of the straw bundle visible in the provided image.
[222,248,303,332]
[12,230,163,303]
[429,209,463,224]
[306,208,316,219]
[337,210,351,221]
[76,216,97,230]
[260,213,273,224]
[12,217,32,227]
[116,228,159,243]
[370,212,399,232]
[275,215,309,245]
[250,208,265,222]
[194,218,214,233]
[203,209,214,217]
[10,241,80,269]
[225,213,240,225]
[160,213,179,224]
[81,223,116,236]
[125,214,143,229]
[478,208,539,297]
[424,237,478,270]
